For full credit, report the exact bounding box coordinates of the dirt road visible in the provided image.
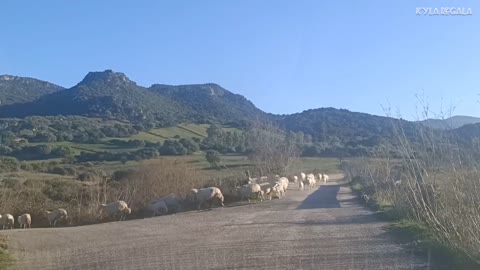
[2,174,431,269]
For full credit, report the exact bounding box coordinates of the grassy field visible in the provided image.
[25,123,241,156]
[84,155,341,180]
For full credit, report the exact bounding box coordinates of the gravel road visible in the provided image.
[2,174,432,269]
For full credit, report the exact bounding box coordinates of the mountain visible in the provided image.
[0,75,64,105]
[418,116,480,130]
[0,70,266,127]
[0,70,190,126]
[278,108,419,146]
[149,83,267,124]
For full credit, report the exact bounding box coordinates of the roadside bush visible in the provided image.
[344,118,480,267]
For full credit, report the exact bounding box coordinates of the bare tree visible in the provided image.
[246,120,301,175]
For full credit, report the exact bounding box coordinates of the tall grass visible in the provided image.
[343,115,480,266]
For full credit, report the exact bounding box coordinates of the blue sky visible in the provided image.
[1,1,479,120]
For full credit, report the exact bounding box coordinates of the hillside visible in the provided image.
[3,69,480,154]
[419,115,480,130]
[149,83,266,124]
[278,108,419,146]
[0,75,64,105]
[0,71,190,126]
[0,70,265,127]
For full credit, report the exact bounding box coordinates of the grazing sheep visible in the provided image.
[259,182,283,200]
[191,187,225,209]
[146,199,168,217]
[307,173,316,186]
[18,213,31,229]
[187,188,199,206]
[300,172,306,181]
[1,214,14,229]
[45,208,68,227]
[150,194,182,214]
[303,174,315,190]
[275,177,289,193]
[236,183,264,202]
[100,201,131,221]
[269,183,284,199]
[258,182,274,197]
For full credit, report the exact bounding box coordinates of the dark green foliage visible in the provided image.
[179,138,200,154]
[205,150,221,168]
[159,140,187,156]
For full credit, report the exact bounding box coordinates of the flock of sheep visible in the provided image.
[0,171,329,229]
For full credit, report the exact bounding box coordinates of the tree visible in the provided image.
[246,121,301,175]
[205,150,221,168]
[179,138,200,154]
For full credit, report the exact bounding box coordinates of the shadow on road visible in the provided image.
[296,184,341,209]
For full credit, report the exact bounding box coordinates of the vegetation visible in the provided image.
[205,150,221,168]
[0,75,64,105]
[342,113,480,268]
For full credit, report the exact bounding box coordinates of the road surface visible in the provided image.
[2,174,431,269]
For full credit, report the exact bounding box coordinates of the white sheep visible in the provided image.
[1,214,14,229]
[258,182,274,197]
[191,187,225,209]
[307,173,316,186]
[236,183,264,202]
[299,180,304,190]
[269,183,284,199]
[293,175,298,182]
[259,182,283,200]
[300,172,306,181]
[275,177,289,193]
[100,201,131,221]
[18,213,31,229]
[150,194,182,214]
[45,208,68,227]
[146,199,168,217]
[322,173,329,183]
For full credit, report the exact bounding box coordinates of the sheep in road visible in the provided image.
[293,175,298,183]
[322,173,329,183]
[1,214,14,229]
[299,180,304,190]
[259,182,283,200]
[100,201,131,221]
[307,173,316,186]
[146,199,169,217]
[303,174,316,190]
[300,172,306,181]
[236,183,264,203]
[275,177,289,193]
[18,213,31,229]
[191,187,225,210]
[150,194,182,214]
[45,208,68,227]
[269,183,284,199]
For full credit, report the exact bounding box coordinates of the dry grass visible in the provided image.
[343,120,480,267]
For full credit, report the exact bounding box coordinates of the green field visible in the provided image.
[25,123,243,156]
